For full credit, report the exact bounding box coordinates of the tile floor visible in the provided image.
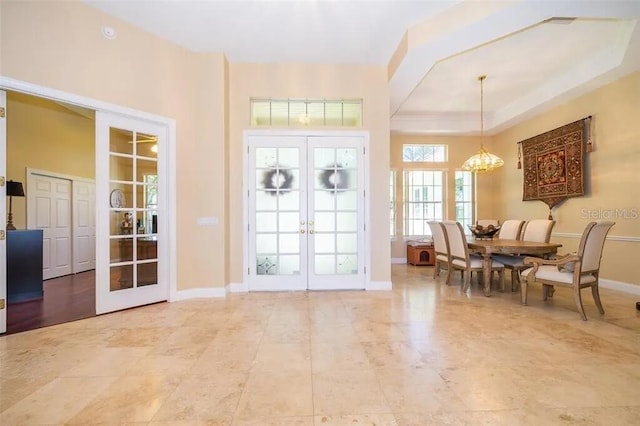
[1,264,640,425]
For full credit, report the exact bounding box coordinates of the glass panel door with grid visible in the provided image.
[246,134,365,291]
[96,112,166,314]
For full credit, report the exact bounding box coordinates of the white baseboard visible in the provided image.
[366,280,393,291]
[391,257,407,264]
[228,282,248,293]
[600,279,640,296]
[171,287,227,301]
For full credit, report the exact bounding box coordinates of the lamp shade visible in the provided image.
[7,180,25,197]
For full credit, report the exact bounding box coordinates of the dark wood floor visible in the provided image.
[6,270,96,335]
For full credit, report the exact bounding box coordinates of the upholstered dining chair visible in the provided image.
[497,219,525,240]
[493,219,556,291]
[428,221,450,282]
[521,219,555,243]
[442,221,505,292]
[520,221,615,320]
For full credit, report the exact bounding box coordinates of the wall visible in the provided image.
[228,63,391,285]
[1,1,228,290]
[493,71,640,286]
[389,134,499,259]
[6,92,95,229]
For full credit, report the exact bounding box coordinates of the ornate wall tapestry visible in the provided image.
[519,117,590,217]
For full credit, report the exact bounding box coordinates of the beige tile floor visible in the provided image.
[2,264,640,425]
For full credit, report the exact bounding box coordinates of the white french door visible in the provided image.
[246,134,366,291]
[95,112,167,314]
[0,90,7,334]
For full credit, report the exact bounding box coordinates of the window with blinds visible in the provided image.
[250,99,362,128]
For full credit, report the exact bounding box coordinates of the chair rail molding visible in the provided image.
[552,232,640,242]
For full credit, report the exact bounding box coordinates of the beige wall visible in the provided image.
[229,63,391,284]
[390,134,499,258]
[1,1,228,290]
[493,71,640,286]
[6,92,95,229]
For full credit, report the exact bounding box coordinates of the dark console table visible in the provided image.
[7,229,44,303]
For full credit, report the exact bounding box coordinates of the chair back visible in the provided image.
[428,221,449,259]
[577,221,615,273]
[498,219,525,240]
[477,219,499,227]
[442,221,469,264]
[521,219,555,242]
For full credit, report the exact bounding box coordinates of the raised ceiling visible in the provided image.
[85,0,640,135]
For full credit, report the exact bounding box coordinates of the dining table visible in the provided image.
[467,238,562,296]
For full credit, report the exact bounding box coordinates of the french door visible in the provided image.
[246,134,365,291]
[0,90,6,333]
[95,112,167,314]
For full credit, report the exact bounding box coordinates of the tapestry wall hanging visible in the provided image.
[519,117,591,217]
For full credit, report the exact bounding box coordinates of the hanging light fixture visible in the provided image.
[462,75,504,173]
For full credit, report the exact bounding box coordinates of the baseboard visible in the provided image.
[366,280,393,291]
[171,286,227,301]
[228,282,248,293]
[391,257,407,264]
[600,279,640,296]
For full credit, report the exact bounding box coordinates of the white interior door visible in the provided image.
[31,174,72,280]
[0,90,7,334]
[246,134,365,291]
[73,180,96,273]
[95,111,166,314]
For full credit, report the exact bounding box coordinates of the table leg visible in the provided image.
[482,254,492,297]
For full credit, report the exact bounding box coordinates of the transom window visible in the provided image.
[403,144,447,162]
[251,99,362,128]
[403,170,445,236]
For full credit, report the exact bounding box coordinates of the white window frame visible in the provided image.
[402,169,446,238]
[390,169,396,239]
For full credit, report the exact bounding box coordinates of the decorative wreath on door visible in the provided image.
[261,167,294,196]
[319,164,349,193]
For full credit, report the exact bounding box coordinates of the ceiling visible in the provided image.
[85,0,640,135]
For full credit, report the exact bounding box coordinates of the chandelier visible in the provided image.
[462,75,504,173]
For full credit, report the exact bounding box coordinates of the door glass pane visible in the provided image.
[336,212,357,232]
[279,255,300,275]
[314,212,335,232]
[257,255,278,275]
[110,156,133,182]
[315,255,335,274]
[256,234,278,253]
[111,264,133,291]
[137,261,157,286]
[109,128,133,155]
[336,191,357,210]
[279,234,299,253]
[136,159,157,182]
[256,212,277,232]
[278,212,300,232]
[278,190,299,211]
[337,255,357,274]
[337,234,357,253]
[256,191,278,211]
[314,234,335,254]
[314,190,335,211]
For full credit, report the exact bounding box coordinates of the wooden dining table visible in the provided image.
[467,239,562,296]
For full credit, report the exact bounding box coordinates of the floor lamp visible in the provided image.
[6,180,25,230]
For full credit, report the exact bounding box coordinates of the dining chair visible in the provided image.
[442,221,505,292]
[521,219,556,243]
[520,221,615,320]
[493,219,556,291]
[428,221,450,282]
[497,219,525,240]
